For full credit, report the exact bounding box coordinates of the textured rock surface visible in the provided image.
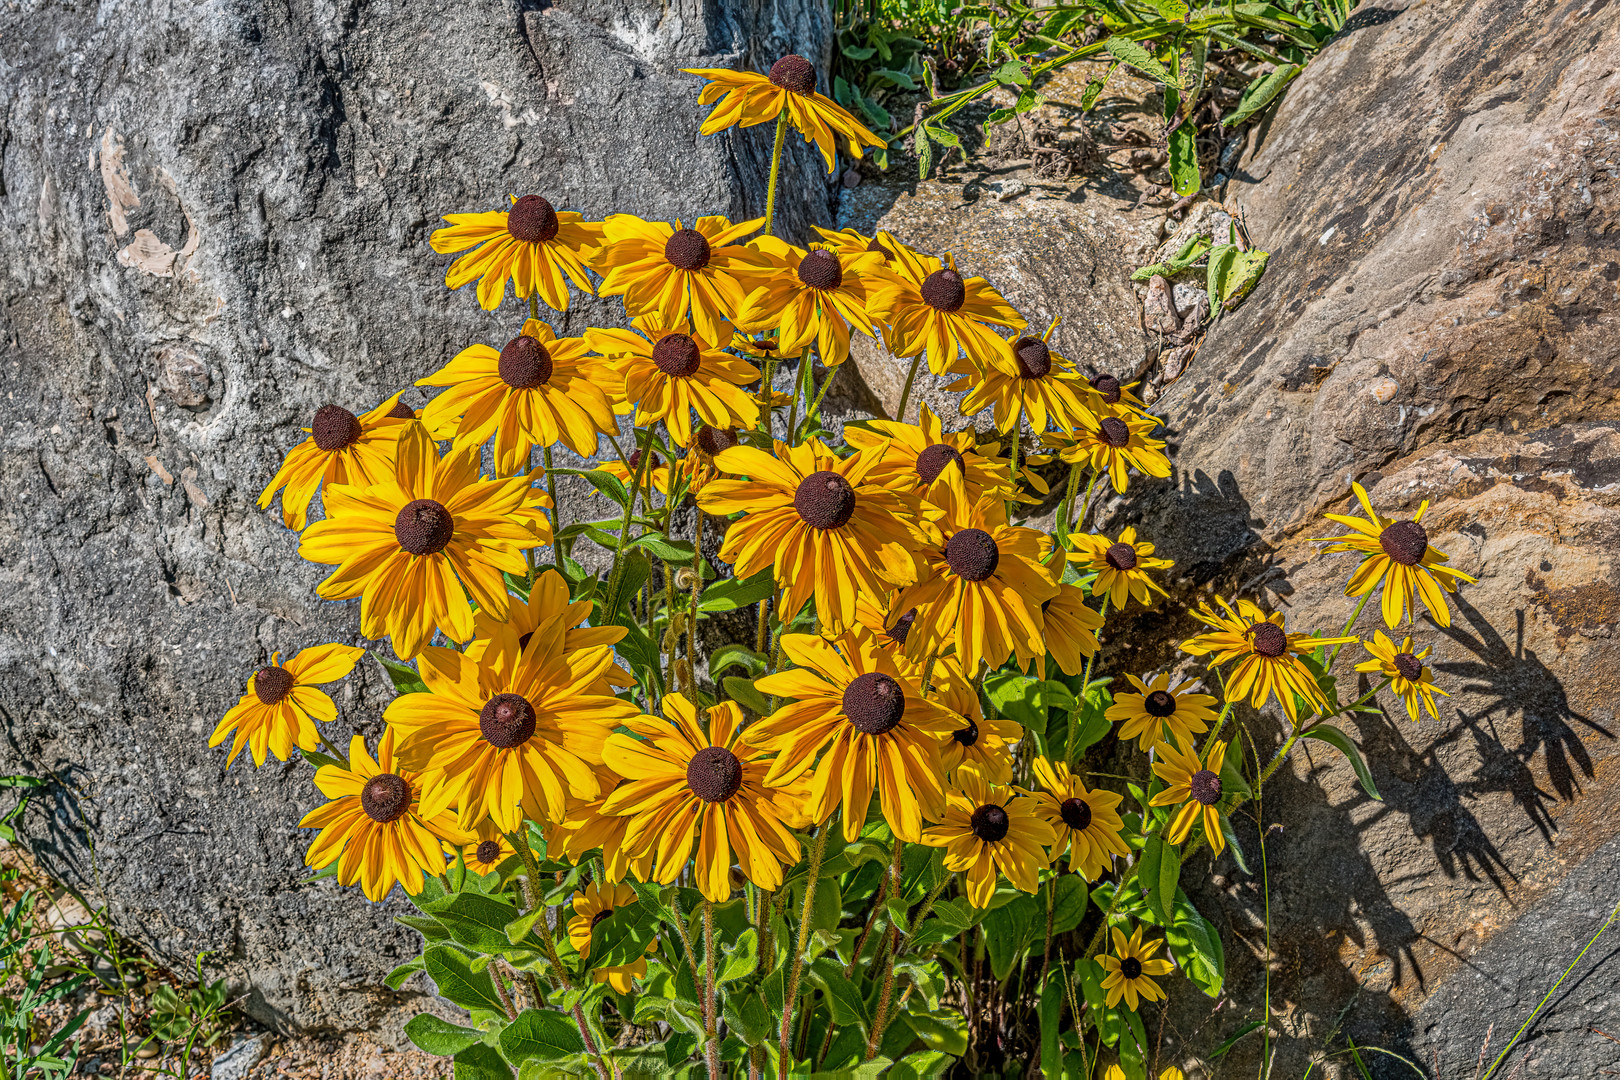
[0,0,832,1033]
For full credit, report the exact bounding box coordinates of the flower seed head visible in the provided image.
[915,443,965,485]
[796,249,843,290]
[1090,373,1122,404]
[387,399,416,420]
[1099,417,1131,448]
[254,665,294,705]
[1190,768,1222,806]
[1120,957,1143,980]
[1393,652,1423,681]
[866,237,893,260]
[946,528,1000,582]
[969,803,1010,843]
[652,333,702,377]
[664,228,711,271]
[628,448,664,472]
[476,839,502,865]
[1379,520,1429,566]
[768,55,817,95]
[1013,336,1052,379]
[590,908,615,930]
[793,470,856,530]
[312,405,362,452]
[843,672,905,735]
[361,773,412,824]
[1248,621,1287,658]
[686,745,743,802]
[951,718,980,747]
[886,608,917,646]
[1059,796,1092,830]
[1144,690,1177,718]
[395,499,455,555]
[920,268,966,312]
[479,693,537,749]
[695,424,740,458]
[506,195,560,244]
[1104,542,1138,571]
[499,335,554,388]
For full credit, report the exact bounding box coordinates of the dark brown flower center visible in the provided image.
[499,335,554,388]
[886,608,917,646]
[1104,542,1138,571]
[1190,769,1222,806]
[768,54,817,95]
[254,665,294,705]
[793,471,856,530]
[797,249,843,290]
[1013,337,1052,379]
[506,195,560,244]
[479,693,537,749]
[969,803,1009,843]
[1099,417,1131,448]
[1248,621,1287,658]
[517,631,535,653]
[652,333,703,377]
[311,405,362,452]
[1090,373,1122,404]
[361,773,412,824]
[687,745,743,802]
[951,719,980,747]
[1120,957,1143,980]
[395,499,455,556]
[590,908,615,930]
[920,269,966,312]
[695,425,740,457]
[866,238,893,260]
[915,443,965,485]
[475,840,502,864]
[386,400,416,420]
[1379,520,1429,566]
[664,228,711,271]
[1393,652,1423,681]
[946,528,1000,582]
[843,672,905,735]
[1059,797,1092,830]
[629,448,664,472]
[1144,690,1177,718]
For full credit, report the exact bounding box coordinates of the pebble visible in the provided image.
[211,1036,265,1080]
[1363,375,1399,403]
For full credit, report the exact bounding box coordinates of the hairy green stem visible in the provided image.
[1066,595,1110,764]
[1327,589,1373,667]
[763,113,788,237]
[894,352,923,424]
[779,823,830,1078]
[703,900,720,1080]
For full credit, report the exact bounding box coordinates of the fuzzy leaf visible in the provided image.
[499,1008,585,1064]
[404,1014,483,1057]
[1302,725,1382,800]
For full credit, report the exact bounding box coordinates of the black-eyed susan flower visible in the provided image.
[1080,371,1151,417]
[593,214,765,343]
[417,319,617,473]
[696,439,921,634]
[852,592,920,656]
[210,644,365,768]
[452,818,517,875]
[923,657,1022,783]
[257,393,411,531]
[730,332,809,364]
[1068,527,1174,610]
[752,633,956,842]
[920,765,1055,908]
[298,423,552,658]
[1028,757,1129,881]
[1356,631,1449,721]
[954,330,1094,435]
[585,316,761,447]
[465,570,630,692]
[682,56,887,174]
[875,249,1026,375]
[601,696,804,902]
[387,626,638,832]
[733,237,891,367]
[1312,482,1476,629]
[676,423,743,497]
[1098,925,1174,1011]
[842,403,1014,506]
[1038,584,1103,678]
[1049,410,1171,494]
[1150,736,1229,853]
[812,225,916,268]
[1180,596,1354,725]
[893,483,1059,678]
[569,882,653,993]
[430,195,604,312]
[299,730,467,902]
[548,766,656,885]
[1105,673,1218,753]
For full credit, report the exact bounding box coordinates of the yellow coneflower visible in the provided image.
[1068,527,1174,609]
[851,592,921,657]
[954,330,1095,435]
[593,214,765,343]
[464,570,630,694]
[1105,673,1218,752]
[681,56,886,174]
[924,656,1022,784]
[1312,482,1476,629]
[297,423,552,658]
[417,319,617,474]
[696,439,921,634]
[547,766,656,885]
[1050,410,1171,494]
[298,730,466,902]
[731,332,809,363]
[1180,596,1354,725]
[601,696,804,902]
[752,633,955,842]
[451,818,517,875]
[1150,736,1229,853]
[875,249,1026,376]
[842,403,1014,506]
[1028,757,1129,881]
[430,195,604,312]
[210,644,365,768]
[674,424,744,497]
[733,237,891,367]
[812,225,916,267]
[1097,925,1174,1011]
[920,765,1055,908]
[1356,631,1449,721]
[1038,584,1103,677]
[257,392,412,531]
[585,315,760,447]
[1080,372,1152,417]
[568,882,653,993]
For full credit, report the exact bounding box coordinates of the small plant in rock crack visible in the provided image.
[215,45,1480,1080]
[147,953,232,1076]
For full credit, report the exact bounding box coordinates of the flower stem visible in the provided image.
[1328,589,1374,668]
[1257,731,1301,786]
[779,822,830,1079]
[764,113,788,237]
[1073,468,1101,535]
[543,445,560,578]
[1066,595,1110,764]
[703,900,720,1080]
[689,509,704,688]
[601,433,653,616]
[894,352,923,423]
[786,352,811,446]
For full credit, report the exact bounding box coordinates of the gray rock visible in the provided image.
[0,0,832,1034]
[210,1036,265,1080]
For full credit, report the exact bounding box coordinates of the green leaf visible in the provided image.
[722,993,772,1047]
[708,644,768,681]
[871,68,918,90]
[1139,835,1181,926]
[374,651,428,695]
[298,747,346,771]
[499,1008,585,1064]
[993,59,1033,86]
[1302,725,1382,800]
[628,534,695,562]
[809,957,870,1029]
[1213,247,1271,312]
[1101,36,1175,85]
[385,957,425,991]
[723,676,771,715]
[425,945,506,1015]
[396,913,451,944]
[1210,1018,1265,1058]
[453,1043,513,1080]
[1051,875,1089,935]
[1167,119,1200,197]
[1219,815,1252,874]
[717,927,759,984]
[698,568,775,613]
[578,469,629,508]
[424,893,524,954]
[1219,744,1253,801]
[1205,243,1238,320]
[1040,970,1064,1079]
[591,904,660,968]
[599,549,650,620]
[1224,63,1301,127]
[904,1011,967,1056]
[983,672,1049,731]
[1117,1005,1149,1078]
[842,44,878,60]
[1167,890,1225,997]
[405,1014,484,1057]
[916,127,934,181]
[923,122,960,149]
[981,893,1041,980]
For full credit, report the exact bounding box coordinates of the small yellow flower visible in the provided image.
[1097,924,1175,1011]
[1180,596,1354,725]
[682,57,886,174]
[1028,758,1129,881]
[1356,631,1449,721]
[1105,673,1218,753]
[842,403,1015,508]
[1068,526,1174,609]
[1312,482,1476,628]
[1151,736,1229,854]
[592,214,765,344]
[1048,409,1171,494]
[953,331,1095,435]
[872,250,1025,376]
[921,657,1022,783]
[568,882,654,993]
[1081,373,1153,418]
[450,818,517,875]
[920,765,1055,908]
[733,237,893,367]
[585,316,761,447]
[429,195,604,312]
[257,393,413,531]
[210,644,365,768]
